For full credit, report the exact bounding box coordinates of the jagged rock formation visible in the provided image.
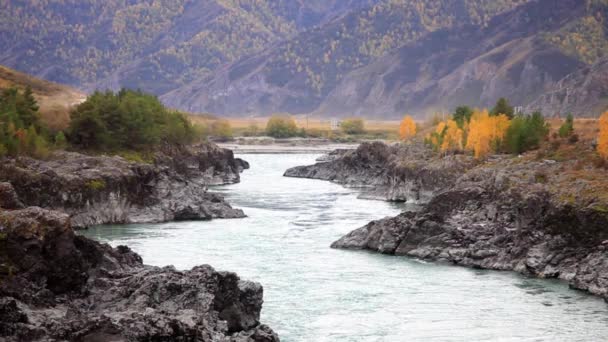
[284,141,474,202]
[329,144,608,300]
[0,184,279,341]
[0,143,248,228]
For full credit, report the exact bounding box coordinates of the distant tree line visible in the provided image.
[425,98,551,158]
[0,88,203,158]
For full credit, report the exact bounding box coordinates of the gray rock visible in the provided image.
[0,207,279,341]
[331,147,608,300]
[0,182,24,210]
[0,142,247,228]
[285,141,475,202]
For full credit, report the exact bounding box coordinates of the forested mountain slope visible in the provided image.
[2,0,608,117]
[0,0,375,94]
[316,0,587,117]
[161,0,532,115]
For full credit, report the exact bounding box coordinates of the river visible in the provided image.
[81,154,608,341]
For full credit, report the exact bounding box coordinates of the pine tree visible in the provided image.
[490,98,514,119]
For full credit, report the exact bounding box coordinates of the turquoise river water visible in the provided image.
[81,154,608,341]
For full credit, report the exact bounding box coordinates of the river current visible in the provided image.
[81,154,608,341]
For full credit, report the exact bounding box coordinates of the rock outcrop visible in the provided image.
[0,187,279,341]
[284,141,474,202]
[332,152,608,299]
[0,143,248,228]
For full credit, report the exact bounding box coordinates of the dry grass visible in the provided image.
[189,115,403,138]
[548,118,599,142]
[0,65,86,131]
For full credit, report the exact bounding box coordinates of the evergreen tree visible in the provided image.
[491,98,515,119]
[559,113,574,138]
[68,89,198,151]
[505,112,549,154]
[453,106,473,128]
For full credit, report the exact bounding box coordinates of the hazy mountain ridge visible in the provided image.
[0,0,375,94]
[316,0,587,117]
[2,0,608,117]
[161,0,533,115]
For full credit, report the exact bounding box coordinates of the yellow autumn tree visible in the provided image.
[426,119,464,153]
[399,115,417,141]
[440,119,464,152]
[430,121,447,148]
[465,109,510,158]
[599,111,608,159]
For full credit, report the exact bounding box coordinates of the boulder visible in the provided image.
[0,207,279,341]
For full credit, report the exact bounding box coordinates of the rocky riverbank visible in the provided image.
[0,142,248,228]
[289,141,608,300]
[0,183,279,341]
[284,141,475,202]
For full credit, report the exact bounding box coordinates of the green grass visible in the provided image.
[86,179,106,191]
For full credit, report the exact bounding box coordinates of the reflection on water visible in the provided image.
[81,154,608,342]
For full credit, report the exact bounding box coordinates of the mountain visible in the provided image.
[163,0,607,118]
[525,57,608,117]
[0,0,376,95]
[2,0,608,118]
[161,0,533,115]
[316,0,586,118]
[0,65,85,129]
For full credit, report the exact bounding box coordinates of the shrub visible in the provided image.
[209,120,233,140]
[266,115,298,138]
[243,123,260,137]
[54,131,68,149]
[558,113,574,138]
[68,89,198,151]
[505,112,549,155]
[340,118,365,135]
